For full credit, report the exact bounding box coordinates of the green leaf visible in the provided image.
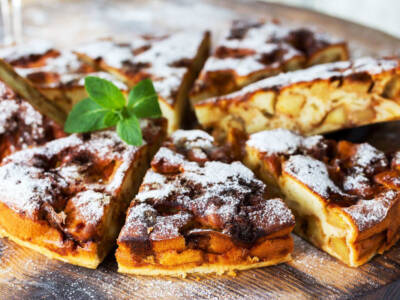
[64,98,110,133]
[116,114,143,146]
[103,111,120,127]
[85,76,126,109]
[127,79,162,118]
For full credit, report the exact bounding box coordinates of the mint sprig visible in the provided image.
[64,76,162,146]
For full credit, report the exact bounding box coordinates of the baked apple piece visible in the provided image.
[0,40,127,112]
[74,32,210,133]
[244,129,400,267]
[116,130,295,276]
[0,118,166,268]
[195,57,400,139]
[190,20,348,103]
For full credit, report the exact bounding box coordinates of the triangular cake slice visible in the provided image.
[74,32,210,133]
[190,20,348,102]
[195,57,400,139]
[244,129,400,266]
[0,40,127,112]
[116,130,295,276]
[0,119,166,268]
[0,79,65,162]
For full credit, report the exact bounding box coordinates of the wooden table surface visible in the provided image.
[1,0,400,299]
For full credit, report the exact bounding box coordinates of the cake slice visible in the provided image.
[74,32,210,133]
[0,41,127,112]
[116,130,295,276]
[244,129,400,267]
[0,118,166,268]
[195,57,400,139]
[190,20,348,103]
[0,79,65,162]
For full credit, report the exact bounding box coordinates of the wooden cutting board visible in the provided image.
[1,0,400,299]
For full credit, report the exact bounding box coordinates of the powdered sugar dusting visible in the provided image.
[201,22,304,76]
[351,143,388,171]
[247,129,302,155]
[0,163,65,219]
[70,190,111,225]
[0,40,53,62]
[284,155,343,198]
[171,129,214,150]
[343,190,399,231]
[124,130,294,246]
[0,116,163,223]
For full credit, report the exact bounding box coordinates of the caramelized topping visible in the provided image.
[247,129,400,231]
[119,130,294,255]
[0,119,164,243]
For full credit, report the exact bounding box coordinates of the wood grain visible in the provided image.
[1,0,400,299]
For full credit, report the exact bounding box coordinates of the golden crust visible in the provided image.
[244,129,400,267]
[117,253,292,277]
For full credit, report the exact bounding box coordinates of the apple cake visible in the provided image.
[0,40,127,112]
[195,57,400,139]
[116,129,295,276]
[0,79,65,162]
[74,32,210,133]
[244,129,400,267]
[0,118,166,268]
[190,20,348,103]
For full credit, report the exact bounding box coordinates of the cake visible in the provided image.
[0,118,166,268]
[74,32,211,133]
[116,130,295,276]
[244,129,400,266]
[190,20,348,103]
[0,40,127,112]
[194,57,400,139]
[0,79,65,162]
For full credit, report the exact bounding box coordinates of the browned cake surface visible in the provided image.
[0,41,127,112]
[0,79,65,162]
[116,130,295,276]
[0,118,166,268]
[195,57,400,139]
[74,32,210,132]
[0,41,126,90]
[190,20,348,102]
[245,129,400,266]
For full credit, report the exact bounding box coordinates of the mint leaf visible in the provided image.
[103,111,120,127]
[116,114,143,146]
[64,98,109,133]
[85,76,125,109]
[128,79,161,118]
